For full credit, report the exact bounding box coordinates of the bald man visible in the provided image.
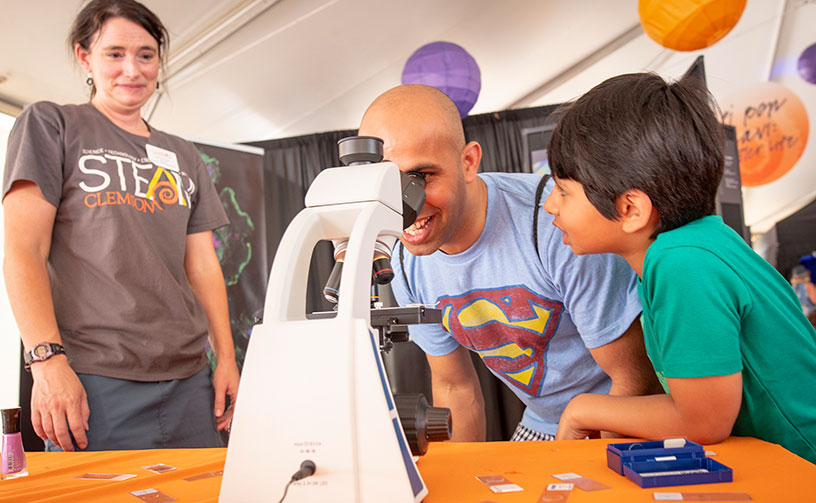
[359,85,661,441]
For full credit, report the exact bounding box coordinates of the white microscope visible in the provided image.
[219,136,450,503]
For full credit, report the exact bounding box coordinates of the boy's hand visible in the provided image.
[555,375,742,444]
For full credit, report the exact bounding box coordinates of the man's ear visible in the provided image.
[461,141,482,182]
[616,189,657,234]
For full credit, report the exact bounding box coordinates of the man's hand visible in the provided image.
[555,394,598,440]
[213,360,240,431]
[30,356,89,451]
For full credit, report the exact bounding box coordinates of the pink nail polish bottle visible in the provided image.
[1,407,28,480]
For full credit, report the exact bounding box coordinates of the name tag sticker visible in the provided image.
[146,144,180,172]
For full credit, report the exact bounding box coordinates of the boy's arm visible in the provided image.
[555,372,742,443]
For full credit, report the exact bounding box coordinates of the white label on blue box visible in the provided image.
[654,455,677,461]
[640,468,709,477]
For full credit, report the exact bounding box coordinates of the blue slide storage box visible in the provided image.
[606,440,733,488]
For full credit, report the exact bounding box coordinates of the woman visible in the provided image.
[3,0,239,451]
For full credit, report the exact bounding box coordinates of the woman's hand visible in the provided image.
[213,359,240,431]
[30,356,90,450]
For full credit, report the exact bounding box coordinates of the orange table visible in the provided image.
[417,437,816,502]
[0,437,813,502]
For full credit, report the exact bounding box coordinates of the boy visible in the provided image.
[543,72,816,464]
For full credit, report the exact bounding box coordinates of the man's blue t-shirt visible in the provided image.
[391,173,642,435]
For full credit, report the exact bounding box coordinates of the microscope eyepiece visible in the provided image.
[325,136,425,304]
[338,136,383,166]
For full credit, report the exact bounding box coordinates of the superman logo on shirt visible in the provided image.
[436,285,562,397]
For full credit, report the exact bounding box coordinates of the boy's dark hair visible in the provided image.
[548,72,725,236]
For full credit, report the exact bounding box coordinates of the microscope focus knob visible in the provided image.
[425,406,452,443]
[394,393,452,456]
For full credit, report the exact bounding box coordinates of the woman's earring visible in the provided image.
[86,73,94,86]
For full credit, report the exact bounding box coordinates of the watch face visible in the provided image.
[34,345,49,358]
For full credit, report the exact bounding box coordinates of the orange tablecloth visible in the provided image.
[0,437,813,502]
[418,437,816,502]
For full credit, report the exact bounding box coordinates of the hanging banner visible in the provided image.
[720,82,810,187]
[193,140,266,371]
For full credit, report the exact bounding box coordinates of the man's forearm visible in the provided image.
[589,319,664,398]
[608,369,664,397]
[433,383,486,441]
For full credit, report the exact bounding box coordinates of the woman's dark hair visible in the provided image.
[548,72,725,237]
[69,0,169,97]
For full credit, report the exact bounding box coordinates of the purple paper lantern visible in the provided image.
[401,41,481,118]
[798,43,816,85]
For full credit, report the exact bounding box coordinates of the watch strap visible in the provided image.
[24,342,66,371]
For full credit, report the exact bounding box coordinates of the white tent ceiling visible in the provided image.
[0,0,814,232]
[1,0,649,142]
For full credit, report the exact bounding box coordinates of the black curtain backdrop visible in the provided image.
[772,198,816,279]
[247,128,357,316]
[246,104,561,441]
[463,104,560,174]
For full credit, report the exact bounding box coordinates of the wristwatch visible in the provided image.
[24,342,66,371]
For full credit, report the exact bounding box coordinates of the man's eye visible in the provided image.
[407,171,427,181]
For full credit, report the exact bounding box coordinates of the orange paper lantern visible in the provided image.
[720,82,810,187]
[639,0,747,52]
